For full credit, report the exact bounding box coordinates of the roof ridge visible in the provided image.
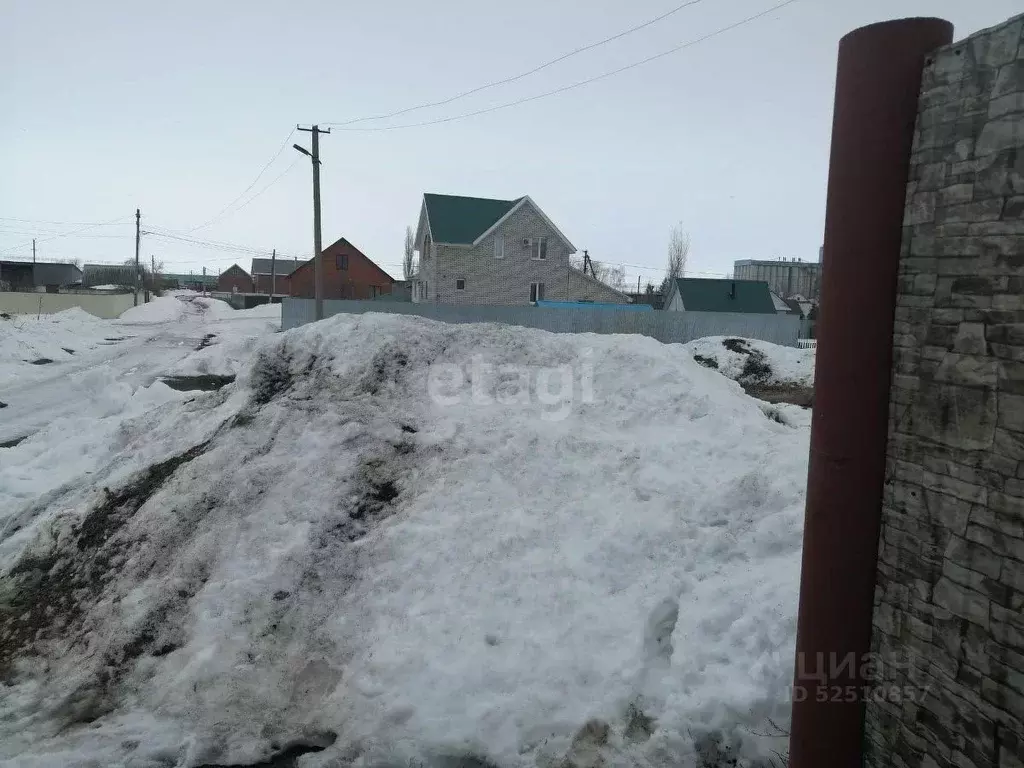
[424,192,520,204]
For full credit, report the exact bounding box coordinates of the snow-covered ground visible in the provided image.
[683,336,815,388]
[0,309,121,388]
[0,313,808,768]
[0,295,281,503]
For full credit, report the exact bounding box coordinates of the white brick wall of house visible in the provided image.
[414,201,628,306]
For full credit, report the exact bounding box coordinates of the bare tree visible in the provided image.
[403,225,416,280]
[661,223,690,294]
[569,255,627,292]
[109,257,165,294]
[595,261,628,292]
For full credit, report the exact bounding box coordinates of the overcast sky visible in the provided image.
[2,0,1019,284]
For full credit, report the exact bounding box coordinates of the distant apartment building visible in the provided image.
[733,258,821,302]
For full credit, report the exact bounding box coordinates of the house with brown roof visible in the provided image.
[250,257,302,295]
[288,238,395,300]
[217,264,253,294]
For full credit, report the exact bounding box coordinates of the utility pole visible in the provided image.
[134,208,141,307]
[295,125,331,321]
[270,248,277,297]
[202,266,207,297]
[32,239,36,264]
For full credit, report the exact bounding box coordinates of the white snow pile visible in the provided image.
[117,296,190,324]
[0,309,116,387]
[0,369,186,513]
[683,337,815,389]
[0,313,808,768]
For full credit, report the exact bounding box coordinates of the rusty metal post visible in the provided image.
[789,17,953,768]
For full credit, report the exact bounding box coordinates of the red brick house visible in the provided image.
[218,264,253,293]
[250,257,302,295]
[289,238,395,300]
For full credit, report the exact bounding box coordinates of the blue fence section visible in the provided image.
[281,298,802,347]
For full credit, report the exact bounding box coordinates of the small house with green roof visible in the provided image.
[413,193,630,306]
[663,278,778,315]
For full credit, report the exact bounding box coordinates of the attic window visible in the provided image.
[456,278,466,290]
[531,237,548,260]
[336,253,349,270]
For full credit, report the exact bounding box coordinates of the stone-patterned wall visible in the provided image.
[864,14,1024,768]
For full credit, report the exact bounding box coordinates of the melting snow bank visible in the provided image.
[0,309,116,387]
[0,314,807,768]
[684,337,815,411]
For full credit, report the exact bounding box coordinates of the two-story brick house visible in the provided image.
[413,193,629,306]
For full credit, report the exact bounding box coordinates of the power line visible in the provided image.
[223,156,301,220]
[0,216,132,255]
[0,230,131,239]
[187,128,296,232]
[0,216,131,227]
[326,0,797,132]
[145,231,279,256]
[327,0,712,127]
[144,229,308,261]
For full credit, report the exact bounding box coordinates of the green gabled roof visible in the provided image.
[423,193,523,245]
[673,278,777,314]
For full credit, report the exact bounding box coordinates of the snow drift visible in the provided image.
[683,336,814,389]
[0,314,808,768]
[0,309,115,387]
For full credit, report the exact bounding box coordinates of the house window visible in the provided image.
[530,282,545,302]
[456,278,466,290]
[336,253,349,270]
[531,237,548,260]
[494,237,505,259]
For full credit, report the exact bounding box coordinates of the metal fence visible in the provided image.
[282,299,802,347]
[0,290,143,319]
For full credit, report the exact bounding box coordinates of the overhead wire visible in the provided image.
[0,216,131,227]
[0,216,133,256]
[219,156,301,219]
[328,0,712,127]
[187,128,296,232]
[1,4,793,275]
[325,0,797,131]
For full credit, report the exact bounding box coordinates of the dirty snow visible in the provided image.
[0,313,807,768]
[684,336,815,388]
